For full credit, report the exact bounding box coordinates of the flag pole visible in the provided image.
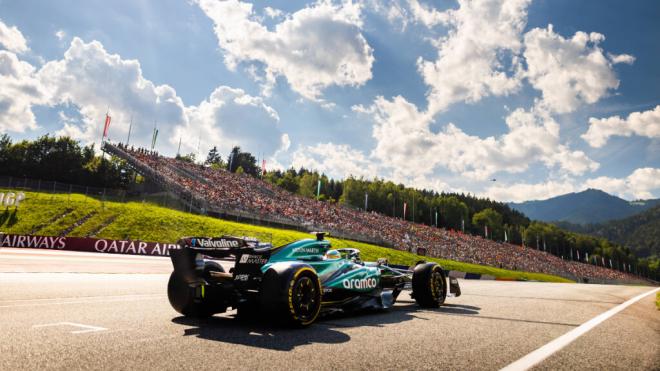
[126,114,132,146]
[100,106,110,159]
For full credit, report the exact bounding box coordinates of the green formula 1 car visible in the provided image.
[168,232,461,327]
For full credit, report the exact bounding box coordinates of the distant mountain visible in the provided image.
[508,189,660,224]
[554,204,660,258]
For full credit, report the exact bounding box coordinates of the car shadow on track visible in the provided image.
[172,315,351,351]
[172,301,480,350]
[435,303,481,315]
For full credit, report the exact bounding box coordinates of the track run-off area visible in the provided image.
[1,248,658,370]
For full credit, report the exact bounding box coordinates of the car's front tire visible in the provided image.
[412,262,446,308]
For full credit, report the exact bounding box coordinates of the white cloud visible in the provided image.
[177,85,284,158]
[37,37,187,149]
[196,0,374,101]
[291,142,378,179]
[609,53,635,65]
[582,105,660,147]
[0,51,46,133]
[263,7,284,19]
[35,37,287,160]
[0,19,28,54]
[485,180,576,202]
[523,25,624,113]
[408,0,449,28]
[358,96,598,181]
[585,168,660,199]
[626,168,660,199]
[418,0,530,114]
[55,30,66,41]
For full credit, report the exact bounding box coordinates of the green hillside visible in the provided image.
[556,204,660,258]
[0,189,572,283]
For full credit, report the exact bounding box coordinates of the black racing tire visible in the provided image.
[260,265,322,327]
[412,262,446,308]
[167,261,225,318]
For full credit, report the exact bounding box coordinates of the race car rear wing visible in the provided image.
[171,236,272,284]
[175,236,271,258]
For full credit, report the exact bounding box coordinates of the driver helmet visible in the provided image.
[325,249,341,260]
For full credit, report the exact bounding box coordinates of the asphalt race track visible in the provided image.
[1,248,659,370]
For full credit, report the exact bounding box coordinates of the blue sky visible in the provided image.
[0,0,658,202]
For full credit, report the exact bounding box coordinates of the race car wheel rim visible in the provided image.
[431,269,444,302]
[292,276,319,322]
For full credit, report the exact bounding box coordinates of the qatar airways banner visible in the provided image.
[0,233,178,256]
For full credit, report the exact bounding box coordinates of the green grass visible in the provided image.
[656,292,659,310]
[1,189,573,283]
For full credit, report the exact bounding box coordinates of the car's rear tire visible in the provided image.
[168,262,225,318]
[412,262,446,308]
[261,265,322,327]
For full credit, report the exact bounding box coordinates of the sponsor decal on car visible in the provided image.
[192,238,241,248]
[238,254,268,265]
[342,277,377,290]
[293,247,320,254]
[234,274,250,282]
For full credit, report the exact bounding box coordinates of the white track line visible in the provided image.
[0,293,164,304]
[0,295,165,308]
[0,248,170,260]
[0,255,167,264]
[33,322,108,334]
[501,287,660,371]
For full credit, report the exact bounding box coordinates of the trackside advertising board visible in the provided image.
[0,233,177,256]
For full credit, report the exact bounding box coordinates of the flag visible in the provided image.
[586,252,589,263]
[316,179,321,199]
[484,225,488,238]
[403,202,407,219]
[602,257,605,266]
[504,230,508,242]
[102,114,111,138]
[261,159,266,175]
[364,192,368,211]
[609,259,612,268]
[435,211,438,227]
[151,128,159,150]
[577,250,580,261]
[461,219,465,233]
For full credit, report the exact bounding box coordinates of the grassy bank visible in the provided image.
[1,189,573,283]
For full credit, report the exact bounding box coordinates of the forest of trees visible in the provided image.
[0,134,135,188]
[0,136,657,279]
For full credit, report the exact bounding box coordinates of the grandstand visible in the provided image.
[103,142,640,283]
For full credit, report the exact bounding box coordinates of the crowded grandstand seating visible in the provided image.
[106,142,638,282]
